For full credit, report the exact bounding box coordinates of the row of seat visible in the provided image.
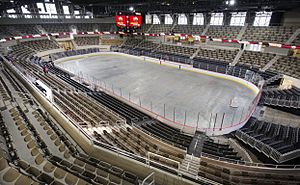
[235,117,300,162]
[122,38,143,48]
[101,39,123,46]
[49,48,100,61]
[173,25,205,35]
[242,26,297,43]
[238,50,276,69]
[33,108,138,185]
[87,125,185,168]
[261,86,300,108]
[195,48,239,63]
[3,103,90,185]
[198,157,300,185]
[74,36,100,46]
[269,56,300,79]
[20,39,60,52]
[202,139,242,161]
[206,26,242,40]
[136,40,159,51]
[9,44,36,61]
[88,92,149,123]
[0,76,11,101]
[155,44,197,57]
[1,156,40,185]
[1,24,299,45]
[140,120,193,149]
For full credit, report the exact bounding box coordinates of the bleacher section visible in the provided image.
[75,23,97,32]
[206,26,242,40]
[261,86,300,108]
[42,23,72,33]
[19,39,60,52]
[0,65,142,185]
[173,25,205,34]
[202,138,242,161]
[149,24,173,33]
[9,44,36,60]
[101,39,123,46]
[242,26,297,43]
[85,125,186,168]
[140,120,193,149]
[269,56,300,79]
[74,36,100,46]
[198,156,300,185]
[139,24,152,33]
[238,50,276,69]
[195,48,239,63]
[235,117,300,163]
[49,48,100,60]
[122,38,143,48]
[136,40,160,51]
[156,44,197,57]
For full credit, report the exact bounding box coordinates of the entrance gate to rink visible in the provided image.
[60,49,264,136]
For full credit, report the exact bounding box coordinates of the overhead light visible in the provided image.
[225,0,235,5]
[129,6,134,11]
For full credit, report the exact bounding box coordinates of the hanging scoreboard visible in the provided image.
[115,12,142,33]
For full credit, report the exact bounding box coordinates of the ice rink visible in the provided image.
[57,53,257,130]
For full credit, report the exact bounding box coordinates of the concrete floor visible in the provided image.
[58,54,257,130]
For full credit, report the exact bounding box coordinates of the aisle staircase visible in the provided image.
[236,23,248,40]
[285,28,300,45]
[187,131,206,157]
[201,24,210,36]
[179,154,200,176]
[261,55,281,72]
[36,25,47,34]
[230,49,244,66]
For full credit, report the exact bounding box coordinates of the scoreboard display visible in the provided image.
[115,12,142,33]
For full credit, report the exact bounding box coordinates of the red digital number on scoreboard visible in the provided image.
[129,15,142,27]
[115,15,127,27]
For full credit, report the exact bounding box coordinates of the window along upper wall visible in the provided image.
[74,10,80,19]
[6,8,17,18]
[45,3,58,18]
[230,12,246,26]
[21,5,32,18]
[145,14,152,24]
[63,5,71,19]
[165,14,173,24]
[178,14,187,25]
[36,3,57,19]
[253,11,272,26]
[210,13,223,25]
[193,13,204,25]
[153,14,161,24]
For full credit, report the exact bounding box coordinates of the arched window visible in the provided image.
[210,13,223,25]
[178,14,187,25]
[253,11,272,26]
[165,14,173,24]
[230,12,246,26]
[193,13,204,25]
[153,14,161,24]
